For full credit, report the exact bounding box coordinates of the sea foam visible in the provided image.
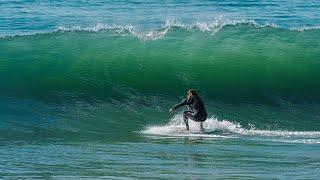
[141,114,320,143]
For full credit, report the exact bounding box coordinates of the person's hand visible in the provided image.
[169,108,175,112]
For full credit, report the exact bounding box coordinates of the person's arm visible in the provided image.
[170,98,191,112]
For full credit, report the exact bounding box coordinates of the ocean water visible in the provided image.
[1,0,320,179]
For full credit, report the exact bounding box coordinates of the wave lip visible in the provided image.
[54,17,280,41]
[141,115,320,143]
[3,16,320,40]
[290,25,320,32]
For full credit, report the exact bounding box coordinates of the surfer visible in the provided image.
[169,90,207,131]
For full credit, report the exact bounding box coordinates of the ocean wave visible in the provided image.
[1,18,320,103]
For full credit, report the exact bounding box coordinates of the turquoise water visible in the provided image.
[1,1,320,179]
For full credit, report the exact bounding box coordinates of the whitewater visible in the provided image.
[142,114,320,143]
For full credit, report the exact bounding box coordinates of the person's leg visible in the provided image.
[183,111,192,131]
[200,122,204,132]
[194,114,206,132]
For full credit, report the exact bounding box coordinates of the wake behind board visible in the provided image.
[141,125,231,139]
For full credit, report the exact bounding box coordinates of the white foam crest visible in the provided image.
[54,17,267,41]
[261,22,279,28]
[57,23,135,33]
[3,19,319,40]
[290,25,320,32]
[141,114,320,140]
[56,23,170,41]
[163,16,257,34]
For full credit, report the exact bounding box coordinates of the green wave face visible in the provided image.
[1,25,319,102]
[1,25,320,140]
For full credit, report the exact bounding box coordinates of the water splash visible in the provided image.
[141,114,320,143]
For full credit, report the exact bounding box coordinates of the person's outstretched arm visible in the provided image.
[170,98,191,112]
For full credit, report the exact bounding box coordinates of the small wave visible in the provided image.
[141,114,320,143]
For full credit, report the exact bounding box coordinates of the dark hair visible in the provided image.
[188,89,203,103]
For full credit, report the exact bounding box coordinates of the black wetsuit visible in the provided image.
[172,96,207,122]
